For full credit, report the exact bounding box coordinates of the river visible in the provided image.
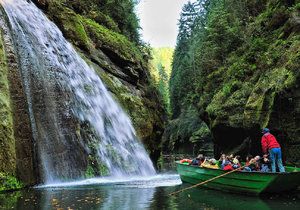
[0,174,299,210]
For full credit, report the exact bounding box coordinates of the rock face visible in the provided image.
[162,108,213,156]
[169,0,300,164]
[198,1,300,164]
[0,8,36,187]
[199,1,300,164]
[0,0,165,188]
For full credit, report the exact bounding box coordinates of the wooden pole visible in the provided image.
[169,165,246,196]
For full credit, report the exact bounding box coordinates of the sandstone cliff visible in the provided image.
[0,0,165,189]
[169,0,300,164]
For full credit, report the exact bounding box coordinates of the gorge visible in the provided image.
[1,0,300,194]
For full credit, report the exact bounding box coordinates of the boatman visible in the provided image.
[261,128,285,172]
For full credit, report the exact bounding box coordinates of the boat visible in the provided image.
[176,161,300,195]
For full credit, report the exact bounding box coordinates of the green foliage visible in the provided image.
[83,18,143,63]
[97,0,141,43]
[170,0,300,134]
[150,48,174,114]
[168,0,300,160]
[48,2,91,51]
[163,107,212,153]
[86,11,120,33]
[156,152,164,170]
[98,164,109,176]
[0,191,21,209]
[151,48,174,78]
[0,173,23,192]
[47,0,145,65]
[85,165,95,178]
[64,0,141,43]
[170,0,210,118]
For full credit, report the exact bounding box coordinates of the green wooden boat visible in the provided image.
[176,161,300,195]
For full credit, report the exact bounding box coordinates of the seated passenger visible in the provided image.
[228,154,234,162]
[261,157,271,172]
[243,155,253,172]
[190,154,204,166]
[219,154,226,169]
[232,155,241,169]
[200,158,219,169]
[223,156,233,171]
[244,155,261,172]
[245,155,253,166]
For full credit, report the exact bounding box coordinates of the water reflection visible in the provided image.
[0,176,299,210]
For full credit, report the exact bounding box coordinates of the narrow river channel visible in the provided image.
[0,173,299,210]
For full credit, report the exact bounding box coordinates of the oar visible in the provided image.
[169,165,246,196]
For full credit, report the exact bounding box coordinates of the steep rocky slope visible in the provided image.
[200,0,300,164]
[0,0,165,189]
[169,0,300,164]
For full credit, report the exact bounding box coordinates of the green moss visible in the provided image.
[84,165,95,178]
[200,1,300,130]
[40,0,165,163]
[95,67,154,139]
[163,107,212,152]
[0,191,21,209]
[98,164,109,176]
[86,11,120,33]
[0,32,16,174]
[156,152,164,170]
[0,173,23,192]
[82,18,143,63]
[85,157,109,178]
[48,2,91,51]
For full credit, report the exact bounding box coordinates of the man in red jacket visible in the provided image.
[261,128,285,172]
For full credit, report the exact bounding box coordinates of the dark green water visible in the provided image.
[0,174,299,210]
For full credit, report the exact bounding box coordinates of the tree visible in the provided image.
[170,0,210,118]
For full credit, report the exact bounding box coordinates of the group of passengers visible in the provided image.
[181,153,271,172]
[180,128,286,173]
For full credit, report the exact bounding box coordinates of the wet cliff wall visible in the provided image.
[0,0,165,189]
[0,8,36,189]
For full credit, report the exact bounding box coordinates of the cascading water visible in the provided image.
[1,0,155,183]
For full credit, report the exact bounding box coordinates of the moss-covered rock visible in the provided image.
[199,1,300,162]
[0,26,16,176]
[0,7,36,190]
[47,2,91,51]
[0,173,23,192]
[170,0,300,164]
[0,0,165,187]
[40,0,165,164]
[163,107,213,156]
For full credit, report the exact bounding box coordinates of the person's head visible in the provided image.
[229,154,234,160]
[233,158,239,164]
[197,154,204,159]
[209,158,217,165]
[262,128,270,134]
[254,156,261,161]
[220,154,226,159]
[263,158,269,163]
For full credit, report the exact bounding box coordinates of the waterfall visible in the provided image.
[1,0,155,183]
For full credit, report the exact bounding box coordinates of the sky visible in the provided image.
[136,0,190,48]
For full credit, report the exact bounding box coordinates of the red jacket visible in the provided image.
[261,133,281,154]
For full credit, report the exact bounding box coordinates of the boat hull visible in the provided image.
[176,162,300,195]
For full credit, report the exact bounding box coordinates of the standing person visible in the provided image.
[261,128,285,172]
